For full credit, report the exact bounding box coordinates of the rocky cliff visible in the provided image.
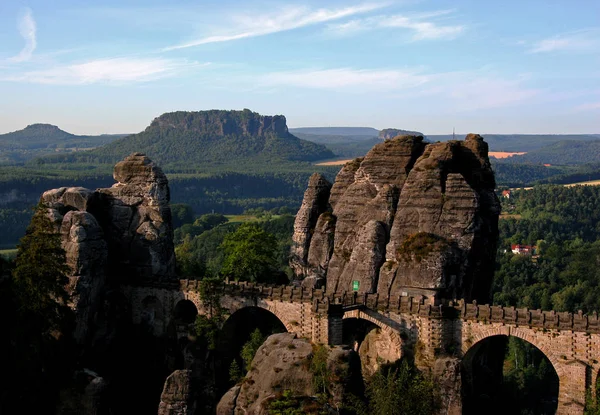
[40,153,175,343]
[290,134,500,303]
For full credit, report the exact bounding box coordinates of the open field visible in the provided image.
[489,151,527,159]
[565,180,600,187]
[314,159,352,166]
[0,249,17,260]
[224,214,283,223]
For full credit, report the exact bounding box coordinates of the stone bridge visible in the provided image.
[122,279,600,415]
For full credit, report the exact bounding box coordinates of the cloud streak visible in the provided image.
[263,68,429,91]
[9,8,37,62]
[530,29,600,53]
[260,66,539,110]
[327,9,465,40]
[164,3,385,50]
[4,57,205,85]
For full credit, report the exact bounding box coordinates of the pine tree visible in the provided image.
[1,203,74,413]
[12,203,70,328]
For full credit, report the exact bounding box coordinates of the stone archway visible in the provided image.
[342,309,403,378]
[173,299,198,325]
[462,334,559,415]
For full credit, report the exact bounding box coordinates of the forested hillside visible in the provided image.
[493,185,600,313]
[0,124,126,164]
[39,110,333,168]
[502,140,600,165]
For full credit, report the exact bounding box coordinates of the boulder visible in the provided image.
[217,333,361,415]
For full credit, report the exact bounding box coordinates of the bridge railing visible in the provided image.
[457,300,600,333]
[174,279,600,333]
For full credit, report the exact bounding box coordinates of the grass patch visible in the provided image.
[0,249,17,260]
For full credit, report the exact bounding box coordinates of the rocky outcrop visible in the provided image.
[217,333,361,415]
[378,128,423,140]
[291,134,499,303]
[38,153,175,343]
[92,152,175,281]
[158,370,197,415]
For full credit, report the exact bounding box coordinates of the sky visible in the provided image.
[0,0,598,135]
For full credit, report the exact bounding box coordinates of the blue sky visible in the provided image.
[0,0,598,135]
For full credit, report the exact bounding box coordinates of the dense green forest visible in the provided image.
[40,110,333,168]
[503,140,600,165]
[493,185,600,313]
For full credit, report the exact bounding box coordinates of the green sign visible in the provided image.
[352,280,360,291]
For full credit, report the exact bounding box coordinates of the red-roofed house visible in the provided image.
[511,244,536,255]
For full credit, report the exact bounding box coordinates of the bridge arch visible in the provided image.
[173,299,198,325]
[462,333,560,414]
[342,309,403,376]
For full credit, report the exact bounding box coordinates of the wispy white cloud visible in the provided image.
[163,3,386,50]
[263,68,429,91]
[9,8,37,62]
[327,9,464,40]
[574,101,600,112]
[530,28,600,53]
[260,66,539,110]
[3,57,205,85]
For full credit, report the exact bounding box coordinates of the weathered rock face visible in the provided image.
[291,134,499,303]
[92,152,175,281]
[158,370,196,415]
[38,153,175,343]
[216,333,361,415]
[289,173,332,280]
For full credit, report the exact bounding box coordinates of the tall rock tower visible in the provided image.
[290,134,500,304]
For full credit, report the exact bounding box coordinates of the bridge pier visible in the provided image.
[556,360,587,415]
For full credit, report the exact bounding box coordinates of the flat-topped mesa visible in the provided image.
[149,109,288,137]
[291,134,500,304]
[38,153,176,343]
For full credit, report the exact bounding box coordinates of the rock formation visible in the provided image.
[39,153,175,343]
[378,128,423,140]
[291,134,500,303]
[217,333,362,415]
[289,173,332,285]
[158,370,197,415]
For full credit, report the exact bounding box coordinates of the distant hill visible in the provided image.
[41,109,334,168]
[0,124,127,164]
[291,126,424,158]
[427,134,600,152]
[502,140,600,165]
[289,127,379,136]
